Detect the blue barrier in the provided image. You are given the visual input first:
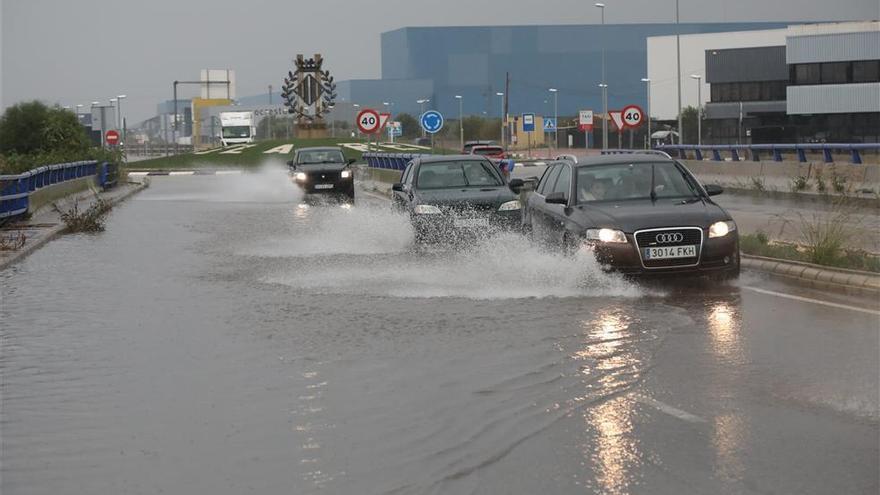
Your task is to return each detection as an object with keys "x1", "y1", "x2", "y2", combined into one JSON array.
[
  {"x1": 656, "y1": 143, "x2": 880, "y2": 164},
  {"x1": 362, "y1": 152, "x2": 433, "y2": 171},
  {"x1": 0, "y1": 160, "x2": 109, "y2": 223}
]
